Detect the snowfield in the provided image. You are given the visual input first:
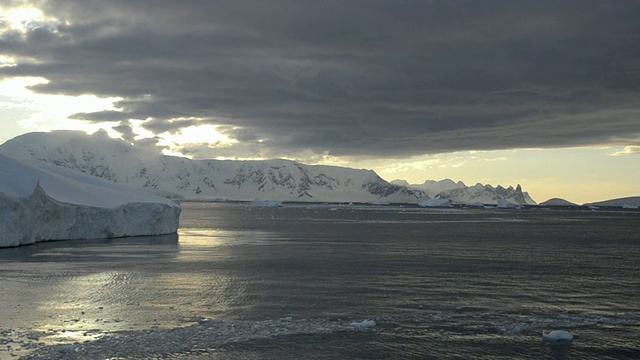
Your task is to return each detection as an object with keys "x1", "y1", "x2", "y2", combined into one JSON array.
[{"x1": 0, "y1": 155, "x2": 180, "y2": 247}]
